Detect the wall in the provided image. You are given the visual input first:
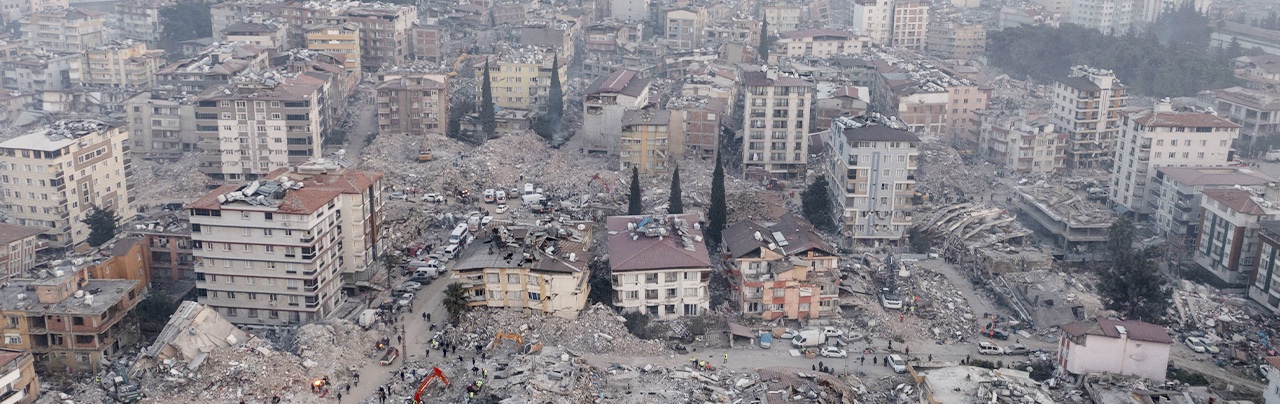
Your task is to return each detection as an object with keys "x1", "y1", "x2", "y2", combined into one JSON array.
[{"x1": 1060, "y1": 334, "x2": 1170, "y2": 381}]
